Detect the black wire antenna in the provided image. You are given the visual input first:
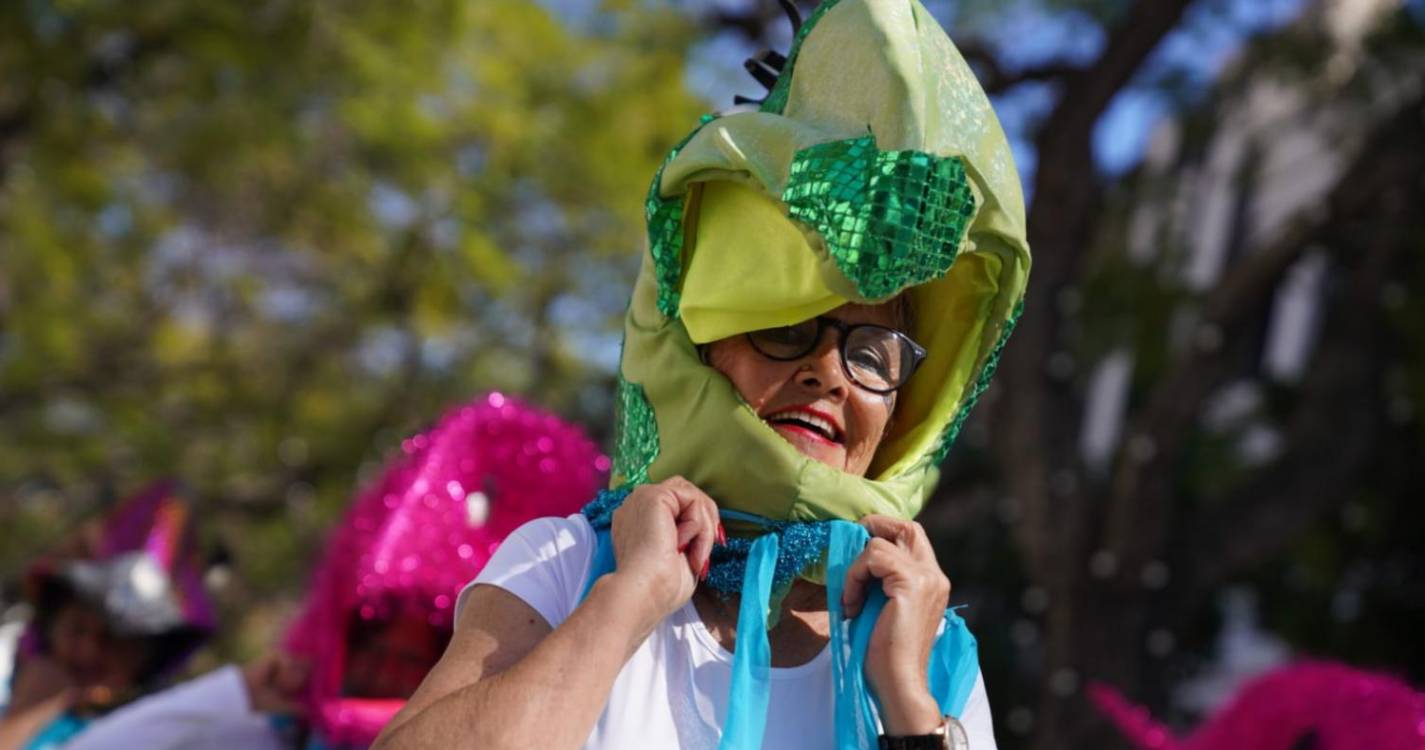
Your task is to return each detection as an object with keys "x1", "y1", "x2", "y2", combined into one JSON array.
[{"x1": 733, "y1": 0, "x2": 804, "y2": 107}]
